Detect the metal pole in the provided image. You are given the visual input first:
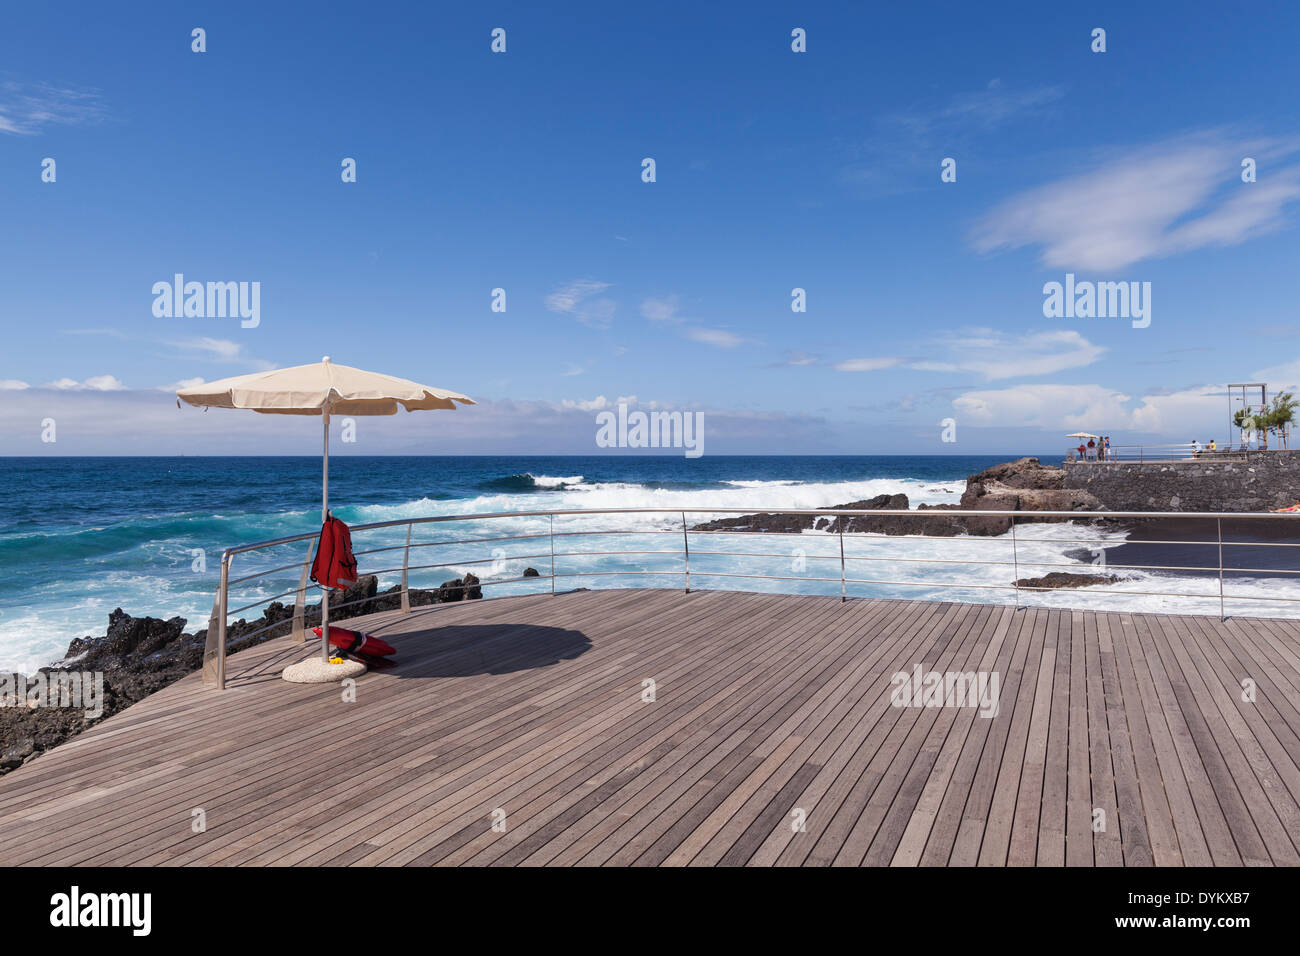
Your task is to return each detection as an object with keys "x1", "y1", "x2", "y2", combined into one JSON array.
[
  {"x1": 681, "y1": 512, "x2": 690, "y2": 593},
  {"x1": 549, "y1": 513, "x2": 556, "y2": 595},
  {"x1": 839, "y1": 526, "x2": 846, "y2": 602},
  {"x1": 400, "y1": 523, "x2": 412, "y2": 614},
  {"x1": 320, "y1": 406, "x2": 331, "y2": 663},
  {"x1": 1011, "y1": 515, "x2": 1020, "y2": 610},
  {"x1": 1218, "y1": 517, "x2": 1225, "y2": 621},
  {"x1": 217, "y1": 554, "x2": 229, "y2": 690}
]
